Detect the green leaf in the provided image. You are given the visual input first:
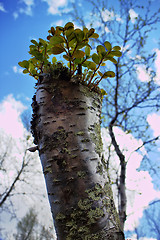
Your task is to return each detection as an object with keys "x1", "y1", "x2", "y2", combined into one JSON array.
[
  {"x1": 89, "y1": 63, "x2": 95, "y2": 69},
  {"x1": 90, "y1": 33, "x2": 99, "y2": 38},
  {"x1": 52, "y1": 57, "x2": 57, "y2": 63},
  {"x1": 50, "y1": 46, "x2": 65, "y2": 54},
  {"x1": 30, "y1": 58, "x2": 37, "y2": 65},
  {"x1": 23, "y1": 69, "x2": 29, "y2": 74},
  {"x1": 55, "y1": 26, "x2": 63, "y2": 35},
  {"x1": 63, "y1": 54, "x2": 71, "y2": 61},
  {"x1": 66, "y1": 28, "x2": 74, "y2": 40},
  {"x1": 77, "y1": 39, "x2": 89, "y2": 50},
  {"x1": 103, "y1": 71, "x2": 115, "y2": 78},
  {"x1": 28, "y1": 62, "x2": 35, "y2": 70},
  {"x1": 74, "y1": 29, "x2": 84, "y2": 42},
  {"x1": 98, "y1": 71, "x2": 103, "y2": 77},
  {"x1": 39, "y1": 38, "x2": 47, "y2": 46},
  {"x1": 30, "y1": 40, "x2": 38, "y2": 46},
  {"x1": 64, "y1": 22, "x2": 74, "y2": 30},
  {"x1": 49, "y1": 36, "x2": 65, "y2": 45},
  {"x1": 92, "y1": 53, "x2": 100, "y2": 64},
  {"x1": 47, "y1": 35, "x2": 52, "y2": 41},
  {"x1": 104, "y1": 56, "x2": 117, "y2": 64},
  {"x1": 73, "y1": 50, "x2": 85, "y2": 58},
  {"x1": 29, "y1": 45, "x2": 36, "y2": 51},
  {"x1": 112, "y1": 46, "x2": 121, "y2": 51},
  {"x1": 87, "y1": 28, "x2": 95, "y2": 38},
  {"x1": 18, "y1": 60, "x2": 29, "y2": 69},
  {"x1": 104, "y1": 41, "x2": 112, "y2": 51},
  {"x1": 67, "y1": 62, "x2": 73, "y2": 69},
  {"x1": 97, "y1": 45, "x2": 106, "y2": 56},
  {"x1": 68, "y1": 37, "x2": 77, "y2": 47},
  {"x1": 83, "y1": 61, "x2": 96, "y2": 70},
  {"x1": 29, "y1": 50, "x2": 43, "y2": 60},
  {"x1": 85, "y1": 46, "x2": 91, "y2": 57},
  {"x1": 74, "y1": 58, "x2": 84, "y2": 65},
  {"x1": 85, "y1": 70, "x2": 93, "y2": 81},
  {"x1": 51, "y1": 27, "x2": 55, "y2": 35},
  {"x1": 83, "y1": 27, "x2": 88, "y2": 35},
  {"x1": 110, "y1": 51, "x2": 122, "y2": 57},
  {"x1": 101, "y1": 89, "x2": 107, "y2": 96}
]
